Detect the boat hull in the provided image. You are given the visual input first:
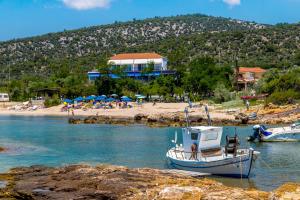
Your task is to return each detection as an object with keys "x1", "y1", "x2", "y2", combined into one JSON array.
[
  {"x1": 262, "y1": 132, "x2": 300, "y2": 142},
  {"x1": 166, "y1": 149, "x2": 255, "y2": 178}
]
